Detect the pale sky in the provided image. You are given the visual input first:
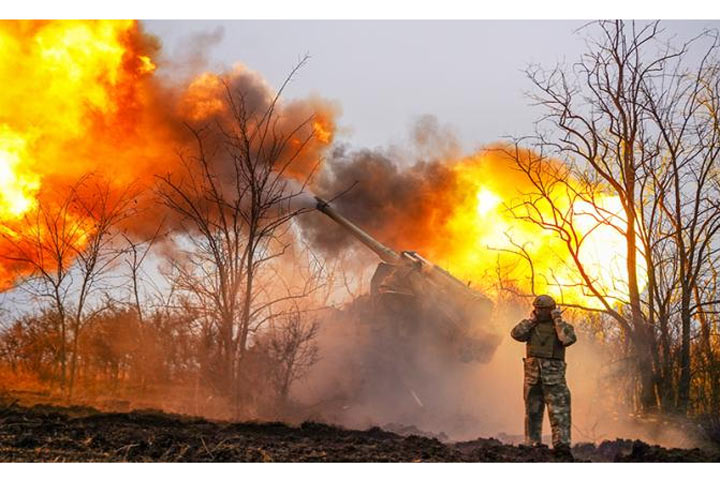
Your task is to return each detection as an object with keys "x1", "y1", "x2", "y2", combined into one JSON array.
[{"x1": 144, "y1": 20, "x2": 720, "y2": 153}]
